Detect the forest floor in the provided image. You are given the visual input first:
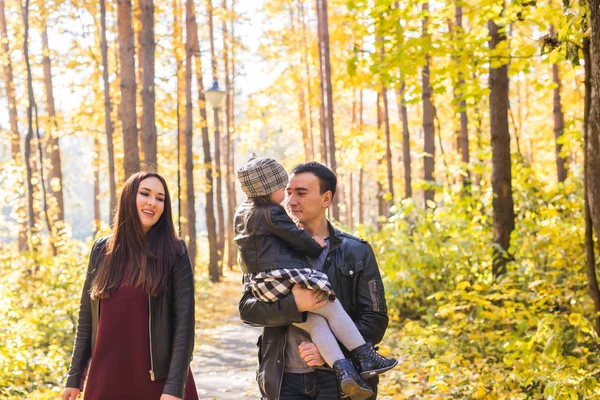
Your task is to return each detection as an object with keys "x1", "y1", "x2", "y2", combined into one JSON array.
[{"x1": 191, "y1": 269, "x2": 400, "y2": 399}]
